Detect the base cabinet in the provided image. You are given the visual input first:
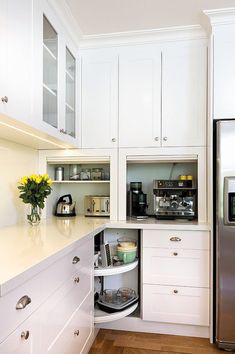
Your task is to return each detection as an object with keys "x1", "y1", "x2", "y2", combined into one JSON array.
[
  {"x1": 142, "y1": 229, "x2": 210, "y2": 326},
  {"x1": 0, "y1": 237, "x2": 94, "y2": 354},
  {"x1": 143, "y1": 284, "x2": 209, "y2": 326}
]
